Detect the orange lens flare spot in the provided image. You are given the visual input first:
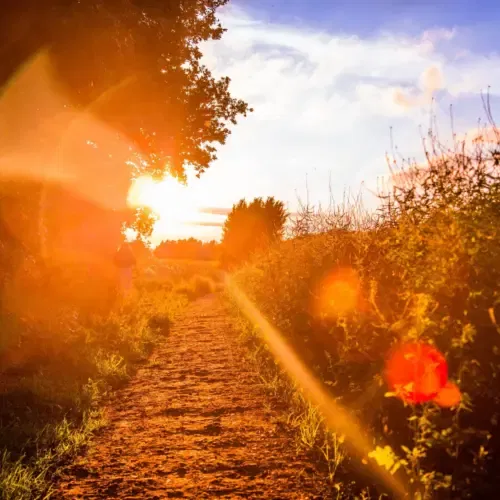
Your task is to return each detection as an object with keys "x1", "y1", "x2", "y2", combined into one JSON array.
[
  {"x1": 433, "y1": 381, "x2": 462, "y2": 408},
  {"x1": 313, "y1": 268, "x2": 361, "y2": 318},
  {"x1": 385, "y1": 342, "x2": 448, "y2": 404}
]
